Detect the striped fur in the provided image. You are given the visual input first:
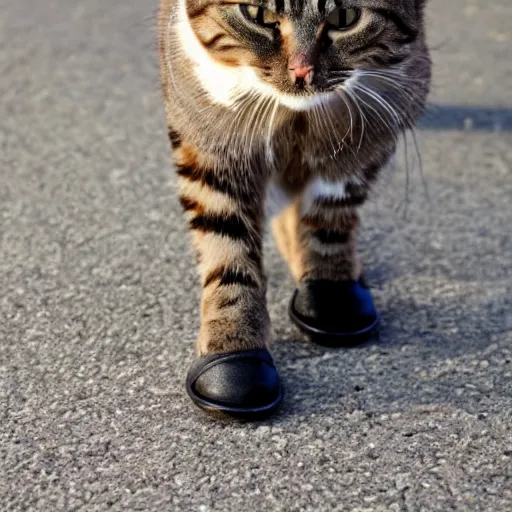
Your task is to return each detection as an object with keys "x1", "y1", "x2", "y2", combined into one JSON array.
[
  {"x1": 172, "y1": 139, "x2": 268, "y2": 354},
  {"x1": 158, "y1": 0, "x2": 430, "y2": 355}
]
